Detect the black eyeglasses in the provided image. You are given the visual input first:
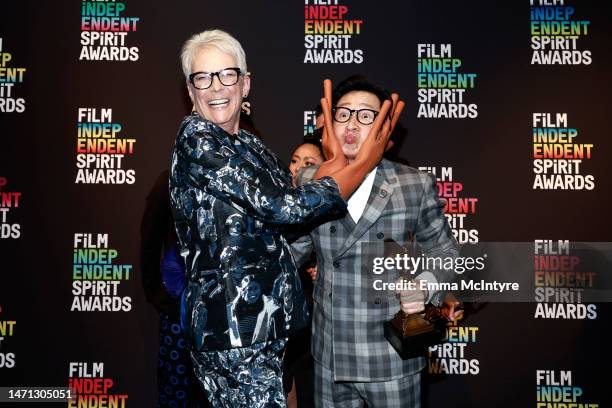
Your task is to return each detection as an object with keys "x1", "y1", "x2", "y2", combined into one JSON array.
[
  {"x1": 188, "y1": 67, "x2": 242, "y2": 90},
  {"x1": 332, "y1": 107, "x2": 379, "y2": 125}
]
